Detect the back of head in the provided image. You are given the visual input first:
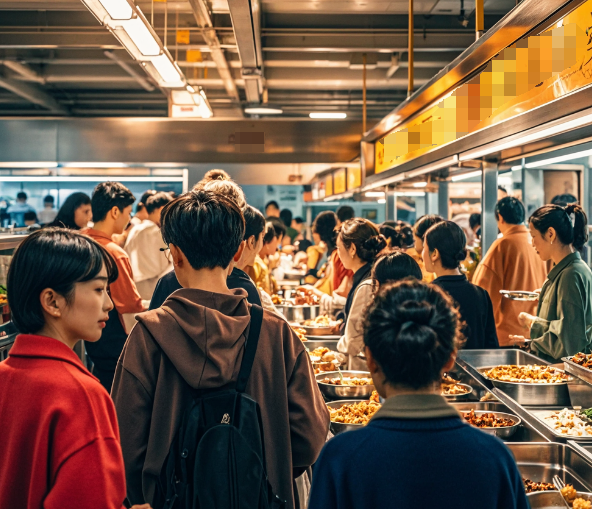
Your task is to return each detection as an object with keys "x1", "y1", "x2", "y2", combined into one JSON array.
[
  {"x1": 424, "y1": 220, "x2": 467, "y2": 270},
  {"x1": 336, "y1": 205, "x2": 355, "y2": 223},
  {"x1": 529, "y1": 203, "x2": 588, "y2": 251},
  {"x1": 380, "y1": 221, "x2": 414, "y2": 249},
  {"x1": 372, "y1": 251, "x2": 423, "y2": 288},
  {"x1": 294, "y1": 238, "x2": 312, "y2": 253},
  {"x1": 364, "y1": 279, "x2": 461, "y2": 389},
  {"x1": 161, "y1": 190, "x2": 245, "y2": 270},
  {"x1": 54, "y1": 192, "x2": 91, "y2": 230},
  {"x1": 145, "y1": 192, "x2": 173, "y2": 214},
  {"x1": 137, "y1": 190, "x2": 156, "y2": 213},
  {"x1": 338, "y1": 218, "x2": 387, "y2": 263},
  {"x1": 414, "y1": 214, "x2": 444, "y2": 240},
  {"x1": 265, "y1": 200, "x2": 280, "y2": 215},
  {"x1": 267, "y1": 216, "x2": 287, "y2": 240},
  {"x1": 469, "y1": 213, "x2": 481, "y2": 230},
  {"x1": 262, "y1": 221, "x2": 277, "y2": 244},
  {"x1": 279, "y1": 208, "x2": 293, "y2": 227},
  {"x1": 201, "y1": 179, "x2": 246, "y2": 210},
  {"x1": 91, "y1": 182, "x2": 135, "y2": 223},
  {"x1": 43, "y1": 195, "x2": 55, "y2": 206},
  {"x1": 550, "y1": 193, "x2": 578, "y2": 207},
  {"x1": 495, "y1": 196, "x2": 524, "y2": 225},
  {"x1": 7, "y1": 228, "x2": 118, "y2": 334},
  {"x1": 243, "y1": 205, "x2": 266, "y2": 241},
  {"x1": 293, "y1": 217, "x2": 304, "y2": 225},
  {"x1": 203, "y1": 169, "x2": 231, "y2": 182},
  {"x1": 16, "y1": 191, "x2": 27, "y2": 202},
  {"x1": 312, "y1": 211, "x2": 338, "y2": 250}
]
